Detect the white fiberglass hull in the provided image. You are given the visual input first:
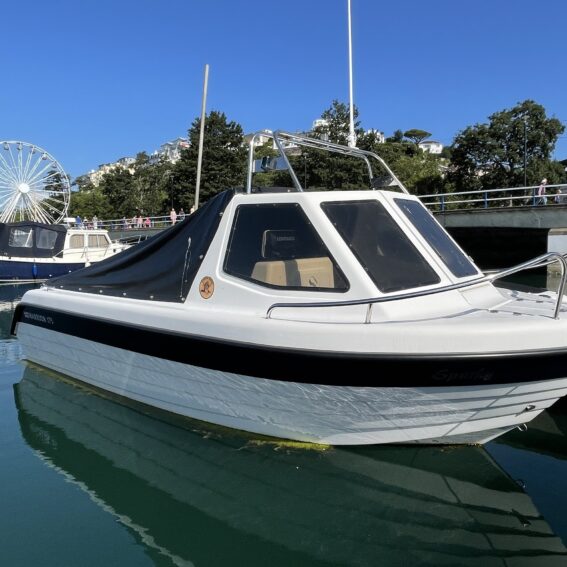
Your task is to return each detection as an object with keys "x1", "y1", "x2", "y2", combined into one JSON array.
[{"x1": 16, "y1": 322, "x2": 567, "y2": 445}]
